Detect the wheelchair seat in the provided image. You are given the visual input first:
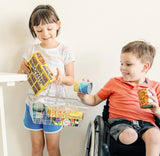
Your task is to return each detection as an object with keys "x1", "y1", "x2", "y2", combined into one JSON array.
[{"x1": 83, "y1": 99, "x2": 160, "y2": 156}]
